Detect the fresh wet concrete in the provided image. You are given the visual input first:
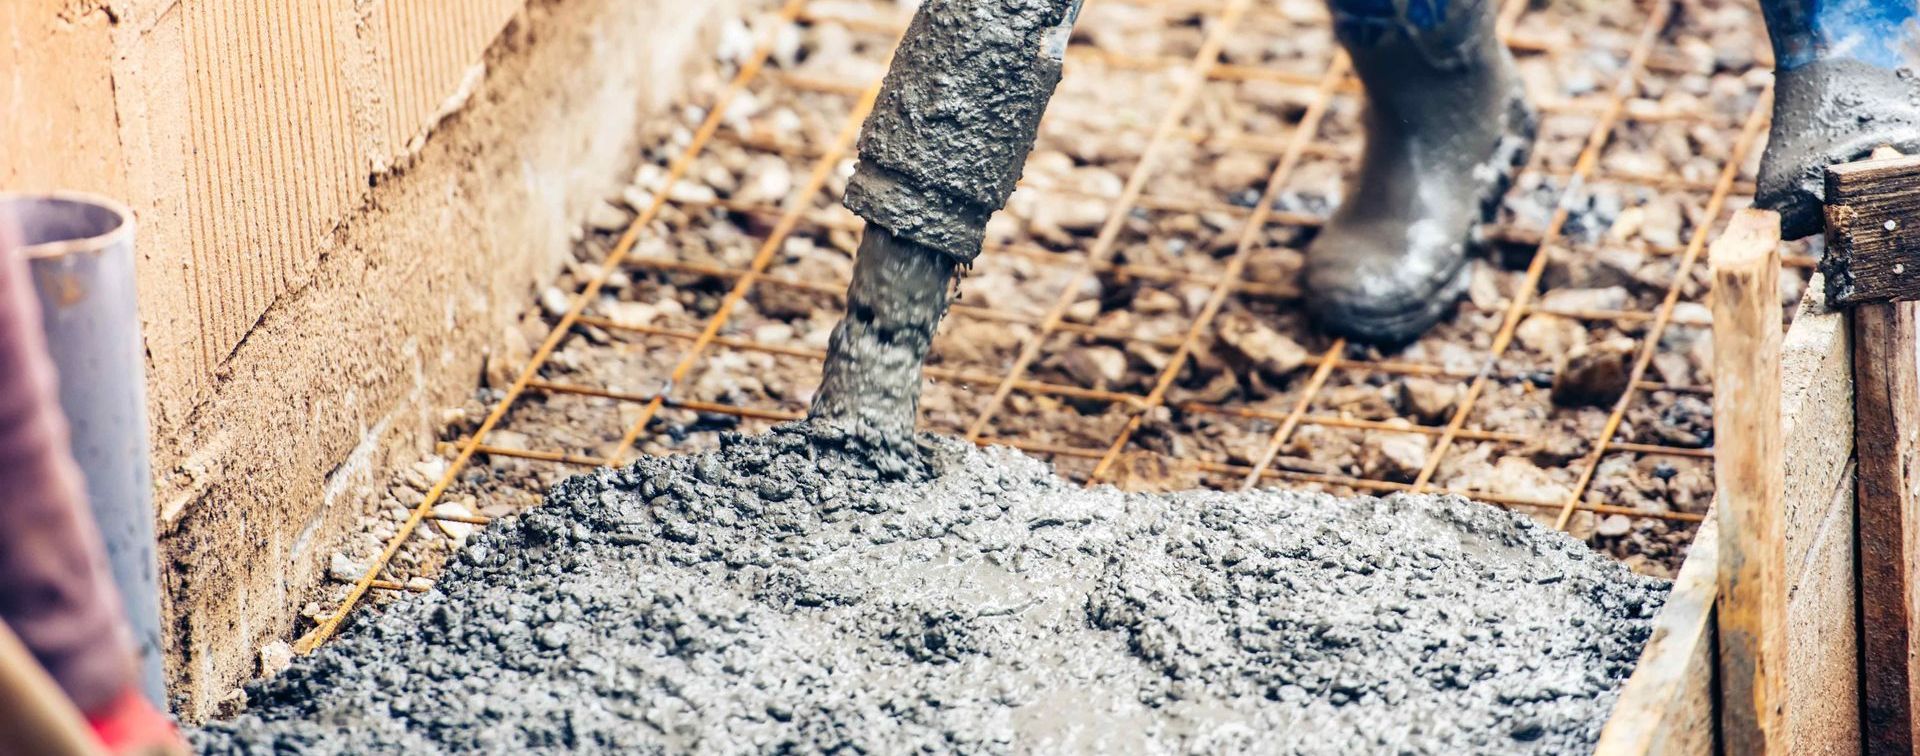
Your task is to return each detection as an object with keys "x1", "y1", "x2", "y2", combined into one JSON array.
[{"x1": 196, "y1": 423, "x2": 1665, "y2": 754}]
